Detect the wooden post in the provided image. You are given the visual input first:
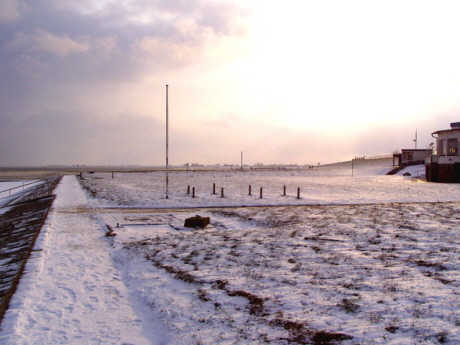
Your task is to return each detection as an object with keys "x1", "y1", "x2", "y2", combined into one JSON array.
[
  {"x1": 187, "y1": 185, "x2": 190, "y2": 194},
  {"x1": 297, "y1": 187, "x2": 301, "y2": 199},
  {"x1": 248, "y1": 185, "x2": 252, "y2": 195},
  {"x1": 283, "y1": 185, "x2": 286, "y2": 196},
  {"x1": 212, "y1": 183, "x2": 216, "y2": 195},
  {"x1": 112, "y1": 171, "x2": 114, "y2": 178},
  {"x1": 260, "y1": 187, "x2": 263, "y2": 199},
  {"x1": 192, "y1": 187, "x2": 195, "y2": 198},
  {"x1": 221, "y1": 187, "x2": 224, "y2": 198}
]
